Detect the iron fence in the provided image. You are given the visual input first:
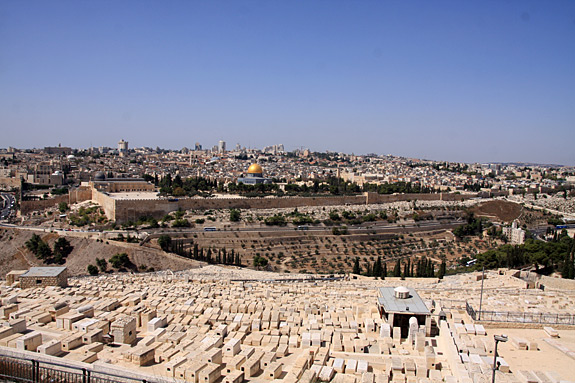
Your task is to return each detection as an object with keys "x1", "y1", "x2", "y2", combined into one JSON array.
[
  {"x1": 466, "y1": 302, "x2": 575, "y2": 325},
  {"x1": 0, "y1": 355, "x2": 152, "y2": 383}
]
